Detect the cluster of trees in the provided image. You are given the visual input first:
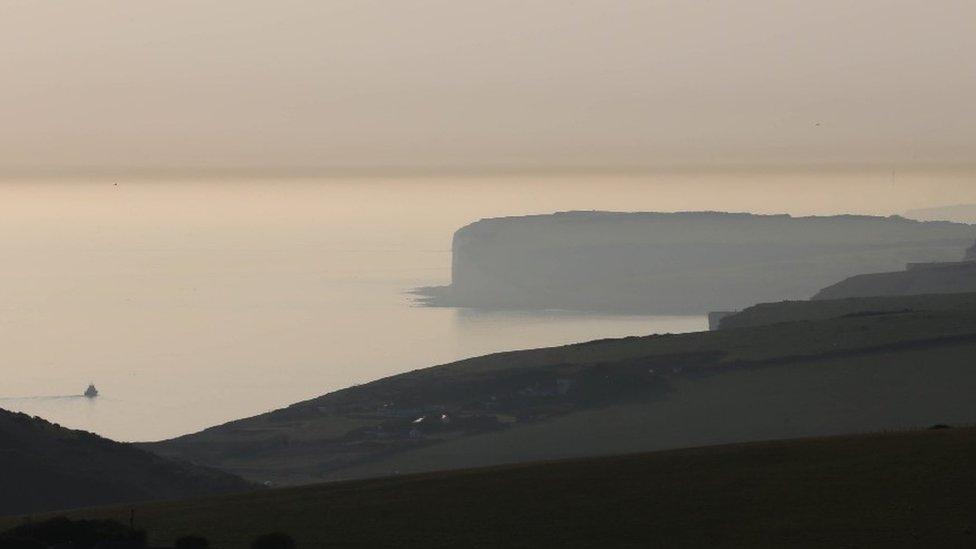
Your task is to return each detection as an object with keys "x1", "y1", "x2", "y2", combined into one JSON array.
[{"x1": 0, "y1": 517, "x2": 296, "y2": 549}]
